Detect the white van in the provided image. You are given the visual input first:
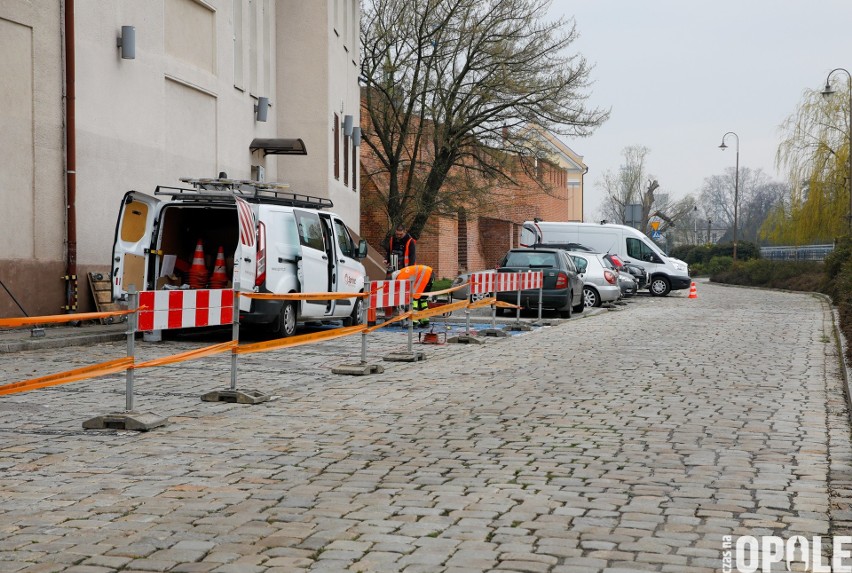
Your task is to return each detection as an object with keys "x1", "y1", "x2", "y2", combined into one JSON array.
[
  {"x1": 112, "y1": 177, "x2": 368, "y2": 336},
  {"x1": 521, "y1": 220, "x2": 691, "y2": 296}
]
